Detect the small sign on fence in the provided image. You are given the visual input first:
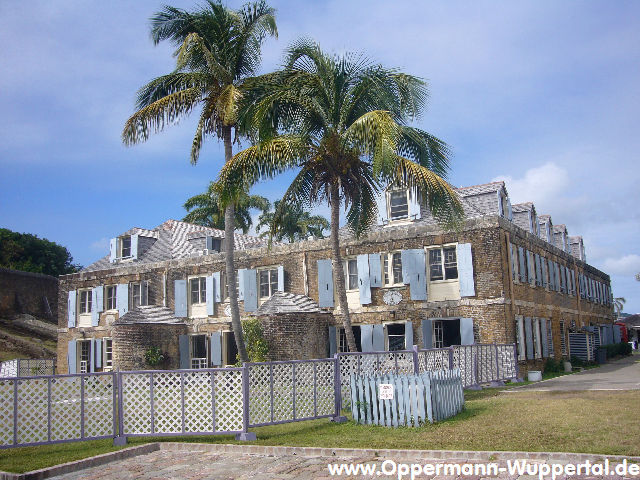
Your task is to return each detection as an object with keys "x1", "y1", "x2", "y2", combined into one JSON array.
[{"x1": 378, "y1": 383, "x2": 394, "y2": 399}]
